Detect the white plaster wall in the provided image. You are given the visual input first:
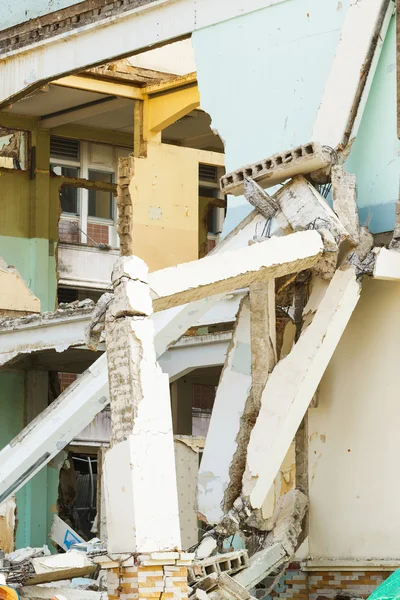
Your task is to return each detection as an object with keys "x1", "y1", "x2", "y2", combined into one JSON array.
[
  {"x1": 128, "y1": 39, "x2": 196, "y2": 75},
  {"x1": 58, "y1": 244, "x2": 119, "y2": 289},
  {"x1": 174, "y1": 439, "x2": 199, "y2": 549},
  {"x1": 192, "y1": 0, "x2": 350, "y2": 234},
  {"x1": 308, "y1": 279, "x2": 400, "y2": 559}
]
